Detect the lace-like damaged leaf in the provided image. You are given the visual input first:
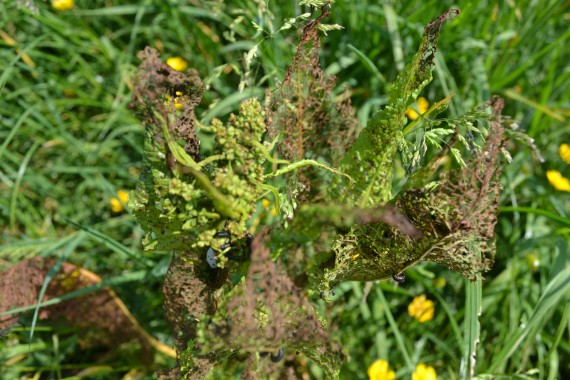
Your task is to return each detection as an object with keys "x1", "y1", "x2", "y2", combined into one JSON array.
[
  {"x1": 320, "y1": 97, "x2": 506, "y2": 285},
  {"x1": 129, "y1": 47, "x2": 206, "y2": 251},
  {"x1": 337, "y1": 9, "x2": 460, "y2": 205},
  {"x1": 159, "y1": 255, "x2": 220, "y2": 379},
  {"x1": 130, "y1": 49, "x2": 266, "y2": 253},
  {"x1": 195, "y1": 231, "x2": 345, "y2": 379},
  {"x1": 130, "y1": 47, "x2": 203, "y2": 161},
  {"x1": 422, "y1": 96, "x2": 506, "y2": 278},
  {"x1": 269, "y1": 203, "x2": 420, "y2": 289},
  {"x1": 266, "y1": 7, "x2": 358, "y2": 200}
]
